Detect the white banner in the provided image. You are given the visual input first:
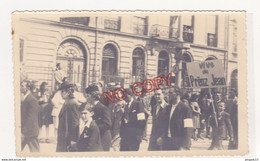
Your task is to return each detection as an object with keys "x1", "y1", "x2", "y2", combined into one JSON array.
[{"x1": 186, "y1": 60, "x2": 226, "y2": 88}]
